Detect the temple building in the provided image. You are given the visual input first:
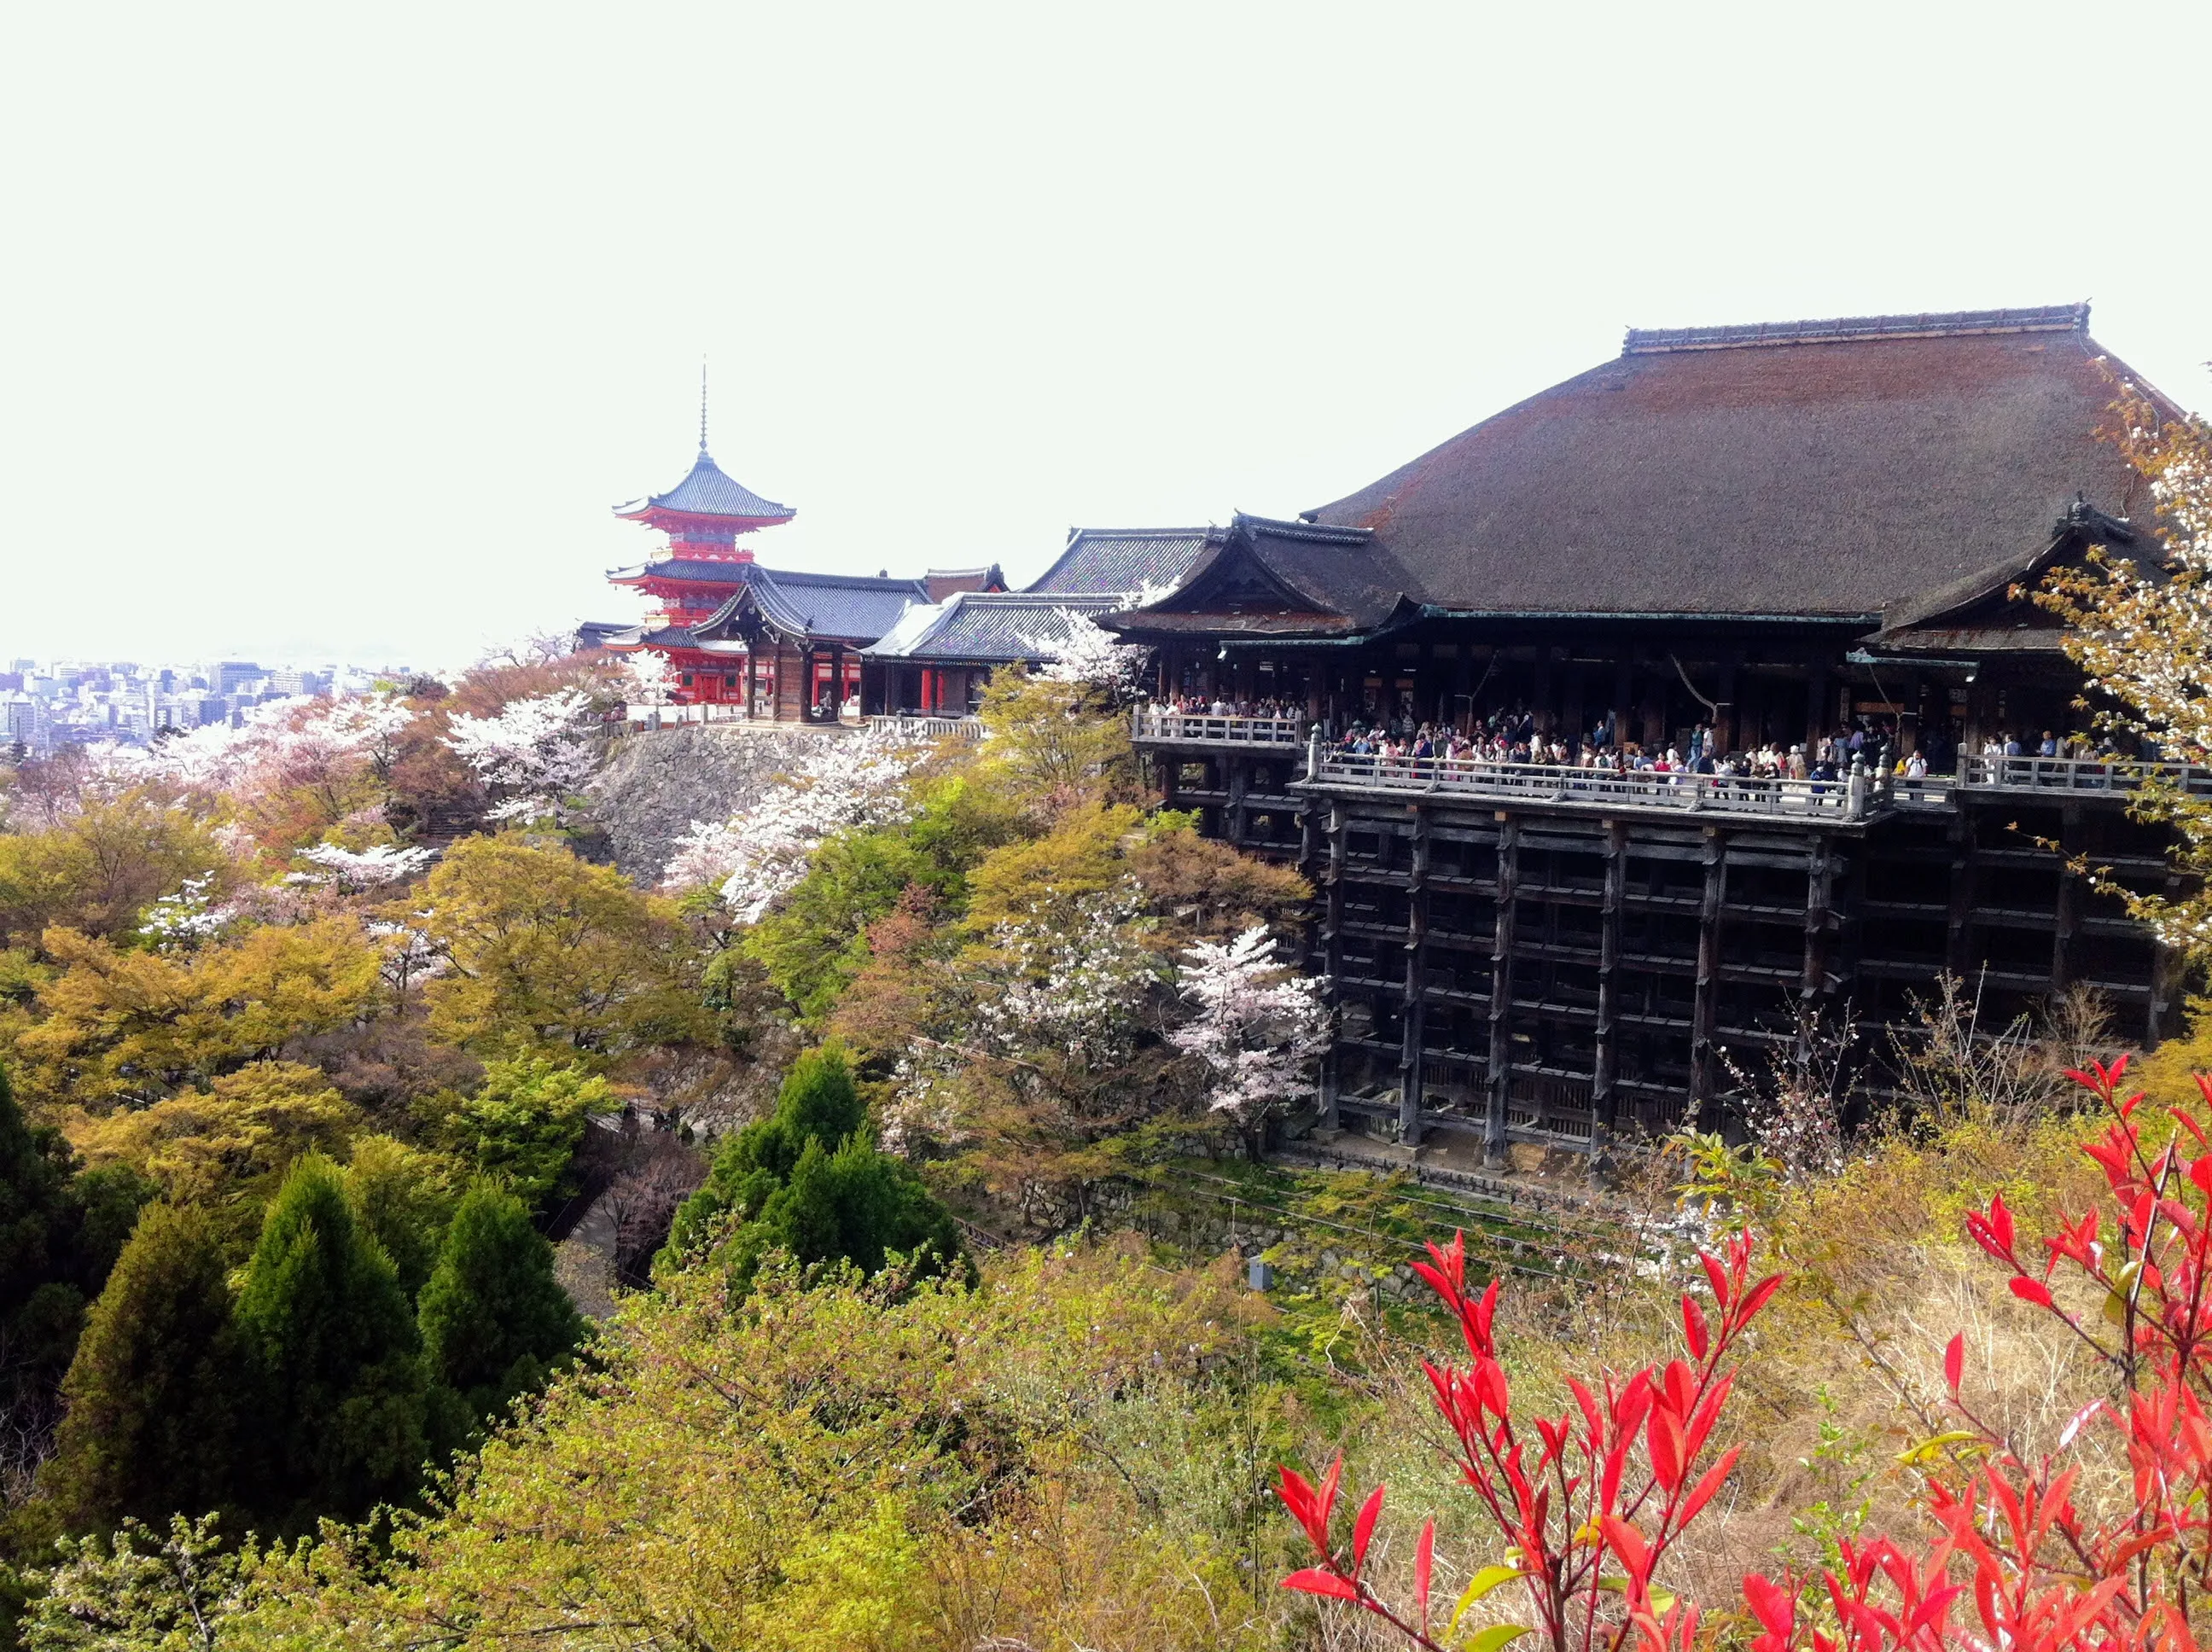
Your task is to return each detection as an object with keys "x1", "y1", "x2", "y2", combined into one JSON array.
[
  {"x1": 1103, "y1": 304, "x2": 2199, "y2": 1160},
  {"x1": 589, "y1": 410, "x2": 1003, "y2": 718}
]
